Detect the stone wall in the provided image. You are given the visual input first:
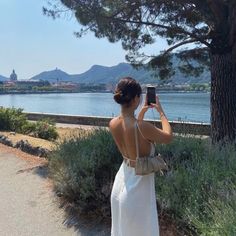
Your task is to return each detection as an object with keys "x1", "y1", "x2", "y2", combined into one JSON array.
[{"x1": 24, "y1": 112, "x2": 211, "y2": 136}]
